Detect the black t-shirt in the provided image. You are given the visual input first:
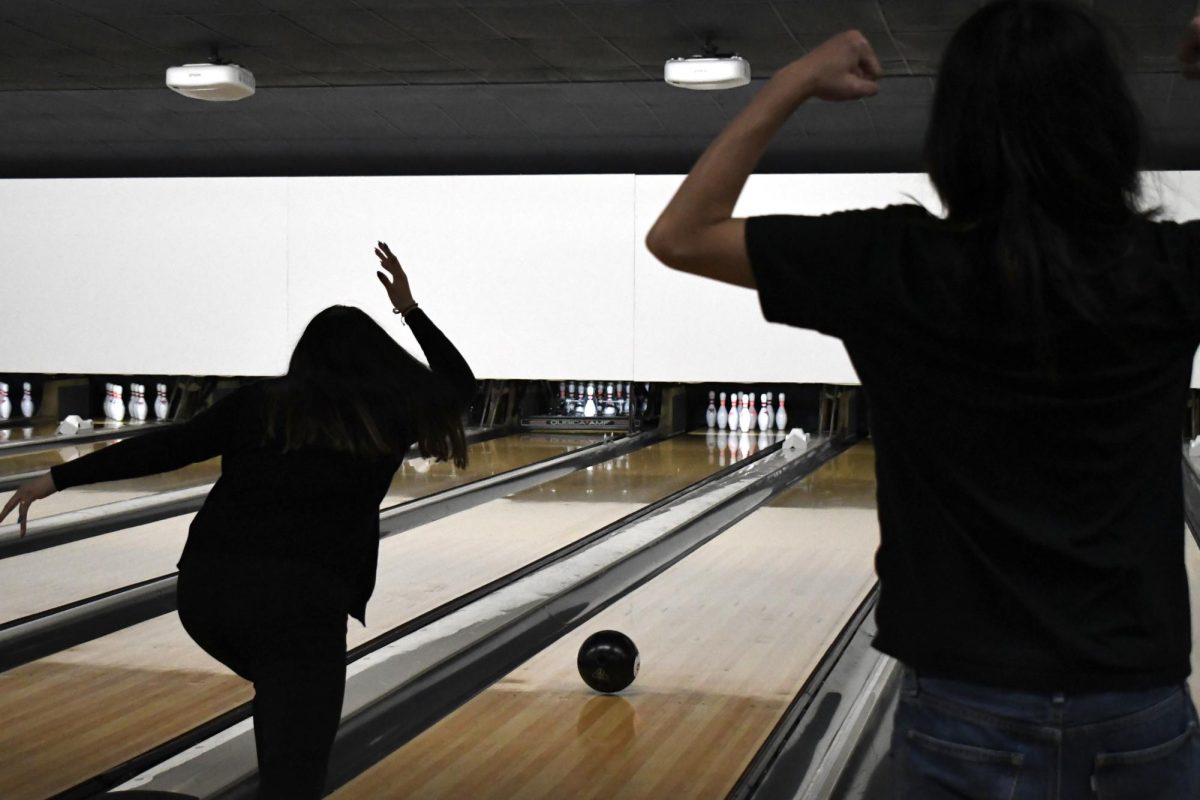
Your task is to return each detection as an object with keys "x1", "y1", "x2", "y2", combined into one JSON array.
[
  {"x1": 746, "y1": 205, "x2": 1200, "y2": 691},
  {"x1": 51, "y1": 308, "x2": 475, "y2": 625}
]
